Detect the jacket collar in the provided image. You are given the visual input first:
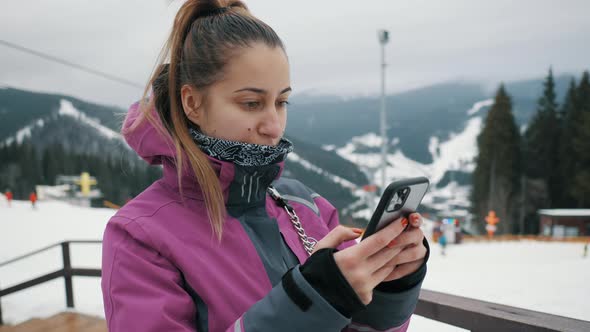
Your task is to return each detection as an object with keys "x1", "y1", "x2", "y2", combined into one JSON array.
[{"x1": 161, "y1": 154, "x2": 284, "y2": 206}]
